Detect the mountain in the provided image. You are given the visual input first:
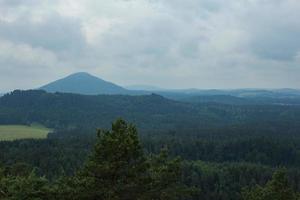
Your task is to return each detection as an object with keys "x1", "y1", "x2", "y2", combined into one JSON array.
[
  {"x1": 40, "y1": 72, "x2": 130, "y2": 95},
  {"x1": 126, "y1": 85, "x2": 165, "y2": 91}
]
